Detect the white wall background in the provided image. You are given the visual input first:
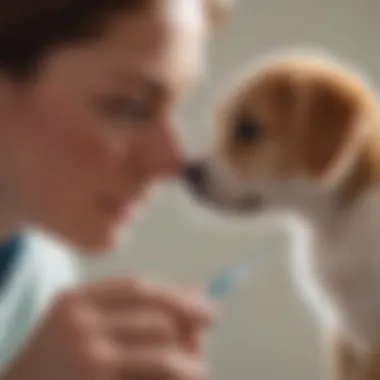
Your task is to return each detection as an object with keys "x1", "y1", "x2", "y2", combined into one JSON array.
[{"x1": 82, "y1": 1, "x2": 380, "y2": 379}]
